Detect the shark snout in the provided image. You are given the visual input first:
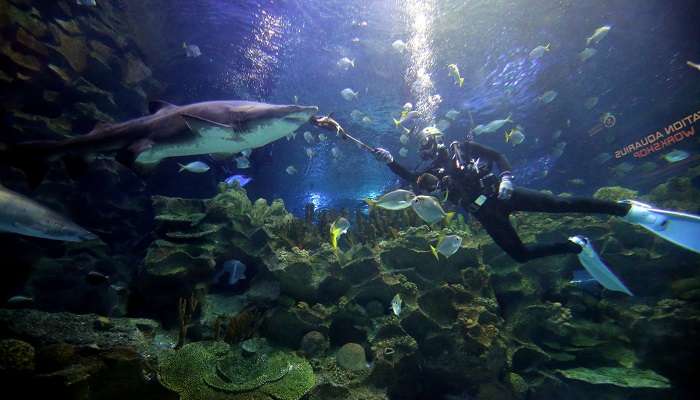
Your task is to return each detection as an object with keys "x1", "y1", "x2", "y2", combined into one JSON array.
[
  {"x1": 290, "y1": 105, "x2": 319, "y2": 113},
  {"x1": 283, "y1": 105, "x2": 319, "y2": 122}
]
